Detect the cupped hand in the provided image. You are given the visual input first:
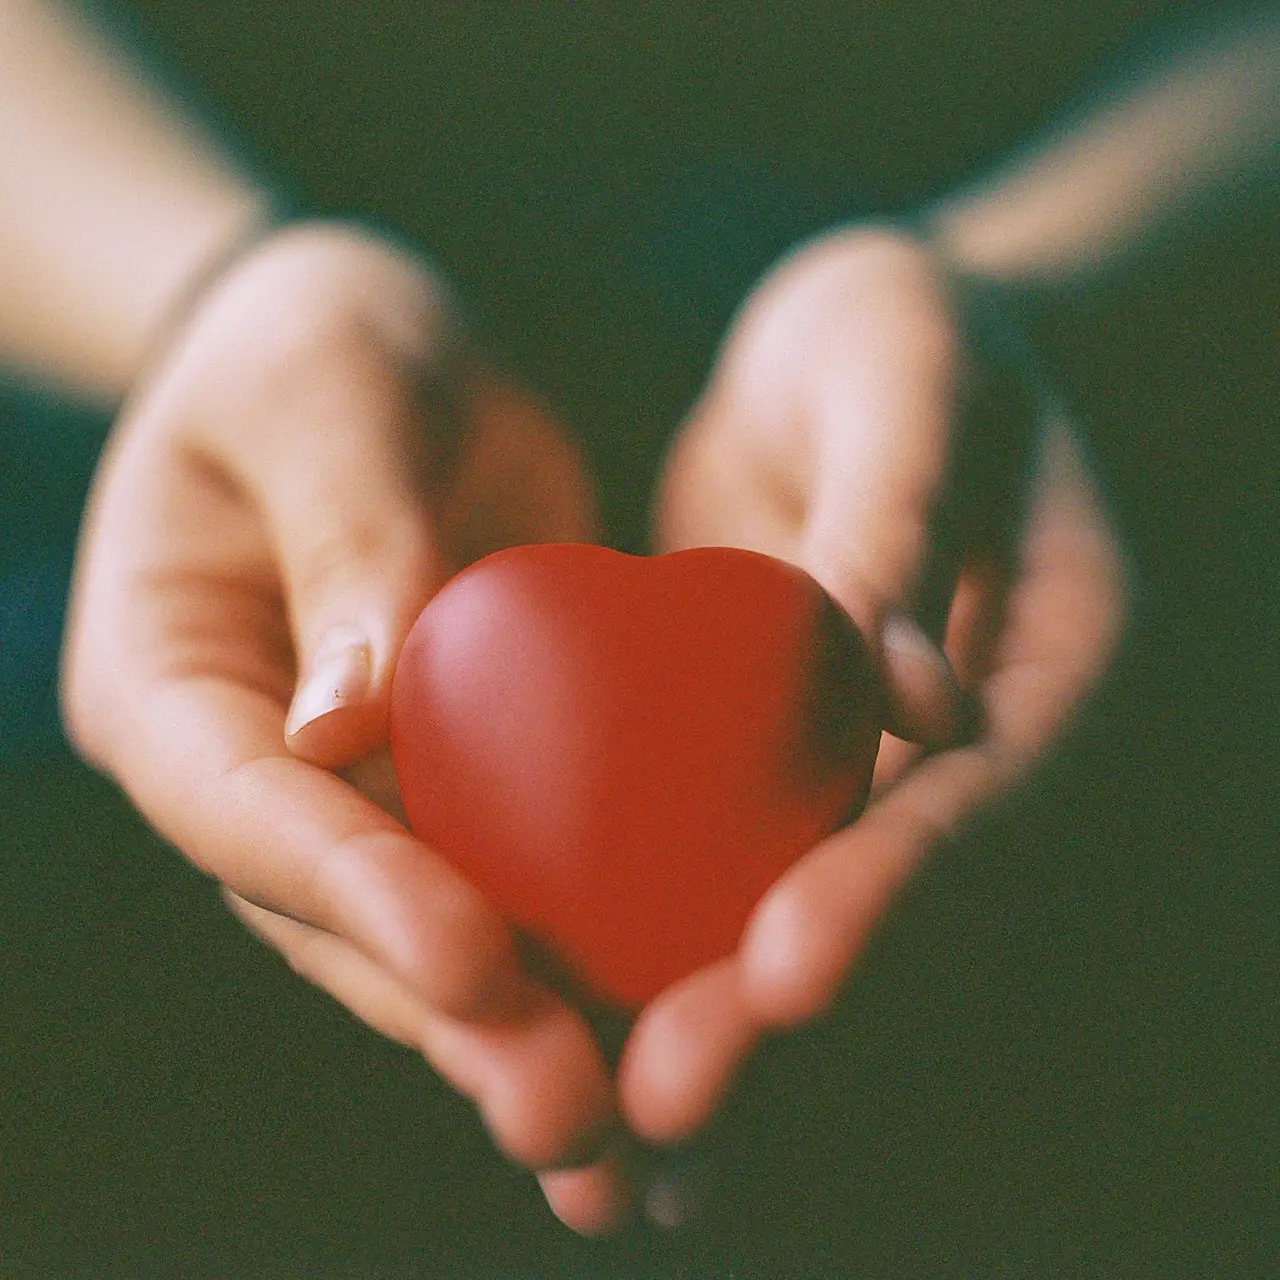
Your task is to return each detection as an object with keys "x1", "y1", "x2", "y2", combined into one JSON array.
[
  {"x1": 60, "y1": 222, "x2": 631, "y2": 1234},
  {"x1": 618, "y1": 226, "x2": 1127, "y2": 1189}
]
